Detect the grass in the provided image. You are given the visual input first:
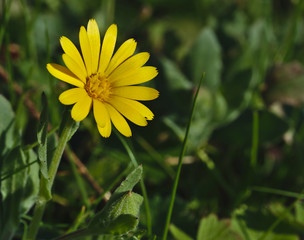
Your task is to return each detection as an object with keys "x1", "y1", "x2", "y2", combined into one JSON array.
[{"x1": 1, "y1": 0, "x2": 304, "y2": 239}]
